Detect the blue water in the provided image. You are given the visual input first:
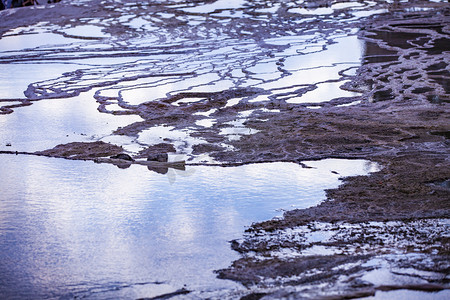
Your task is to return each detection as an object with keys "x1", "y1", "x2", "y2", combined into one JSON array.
[{"x1": 0, "y1": 154, "x2": 378, "y2": 299}]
